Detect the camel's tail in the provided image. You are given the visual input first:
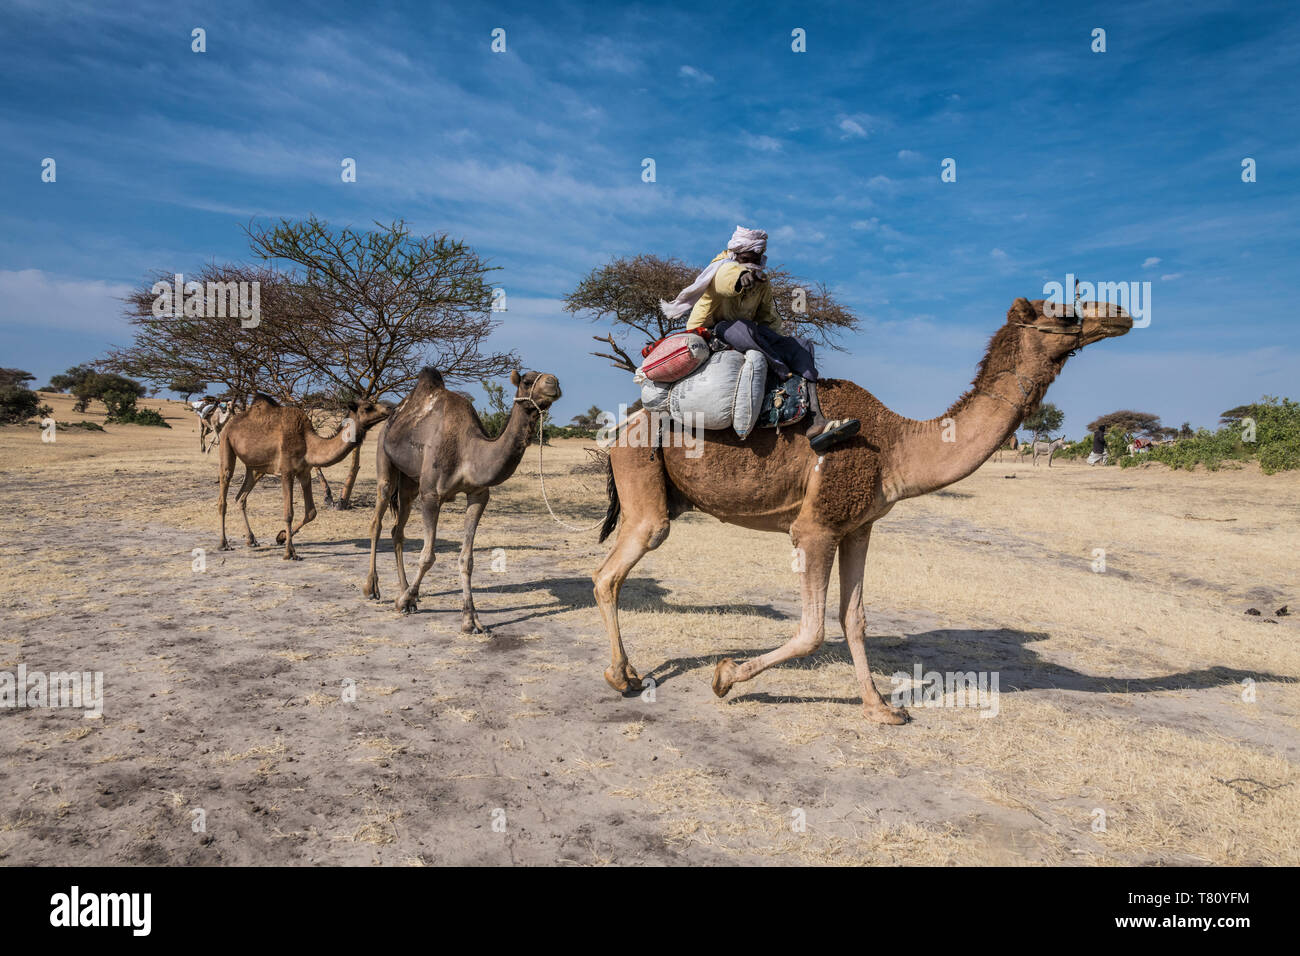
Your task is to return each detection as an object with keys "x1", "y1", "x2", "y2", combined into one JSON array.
[{"x1": 598, "y1": 454, "x2": 620, "y2": 543}]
